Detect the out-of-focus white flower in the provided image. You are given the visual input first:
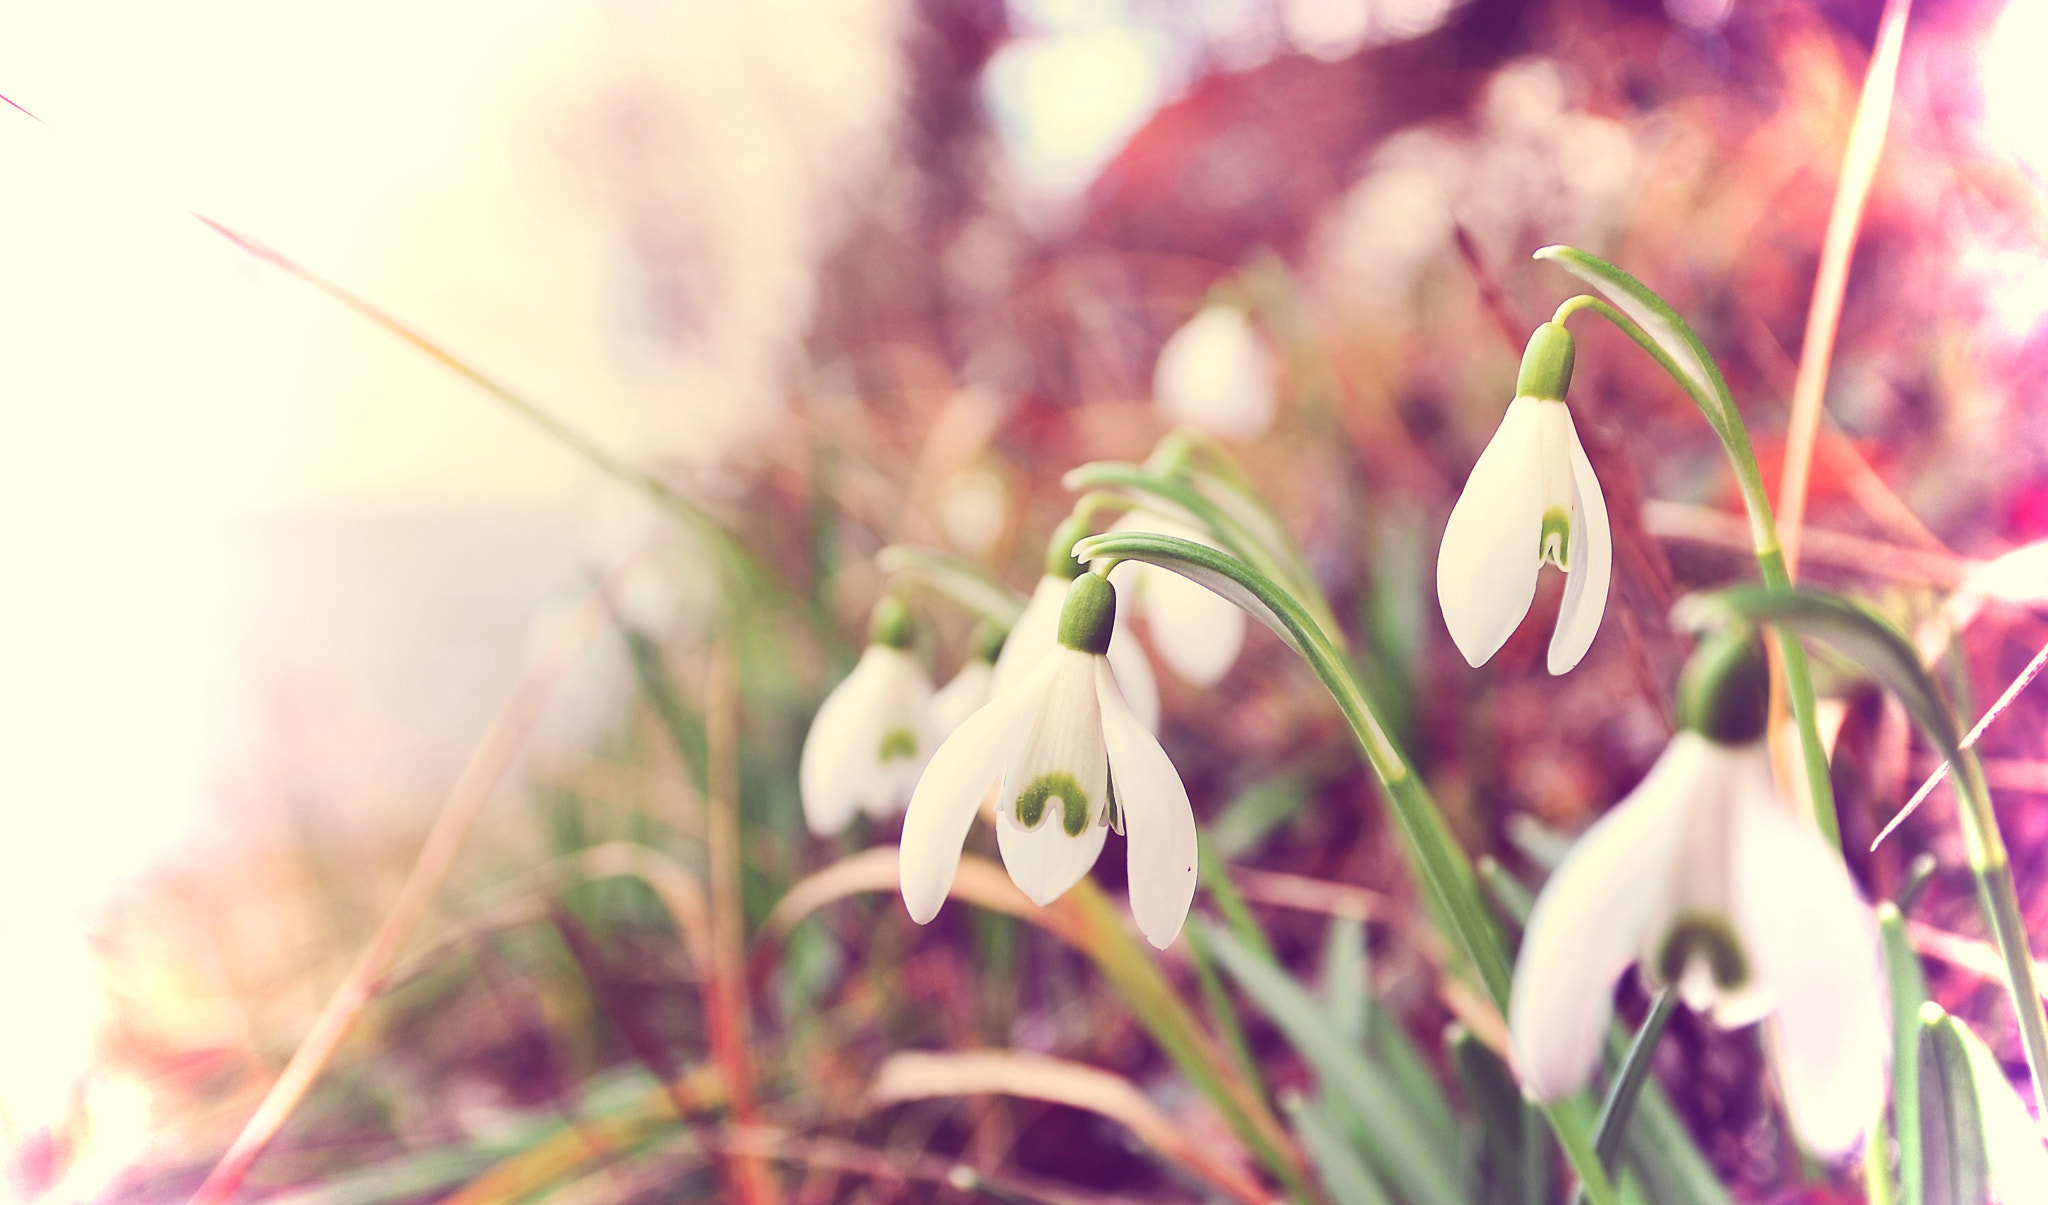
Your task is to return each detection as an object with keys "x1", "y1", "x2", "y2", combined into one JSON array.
[
  {"x1": 931, "y1": 623, "x2": 1006, "y2": 738},
  {"x1": 1508, "y1": 636, "x2": 1886, "y2": 1156},
  {"x1": 799, "y1": 600, "x2": 935, "y2": 835},
  {"x1": 1108, "y1": 511, "x2": 1246, "y2": 686},
  {"x1": 1437, "y1": 321, "x2": 1610, "y2": 674},
  {"x1": 941, "y1": 464, "x2": 1010, "y2": 557},
  {"x1": 900, "y1": 574, "x2": 1197, "y2": 948},
  {"x1": 1153, "y1": 305, "x2": 1278, "y2": 440},
  {"x1": 994, "y1": 572, "x2": 1159, "y2": 733}
]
